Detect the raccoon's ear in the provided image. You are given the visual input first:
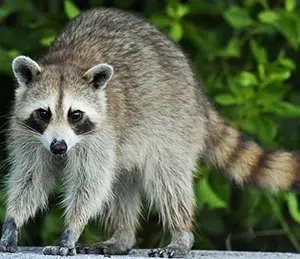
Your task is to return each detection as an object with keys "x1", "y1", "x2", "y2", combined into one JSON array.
[
  {"x1": 83, "y1": 64, "x2": 113, "y2": 89},
  {"x1": 12, "y1": 56, "x2": 42, "y2": 87}
]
